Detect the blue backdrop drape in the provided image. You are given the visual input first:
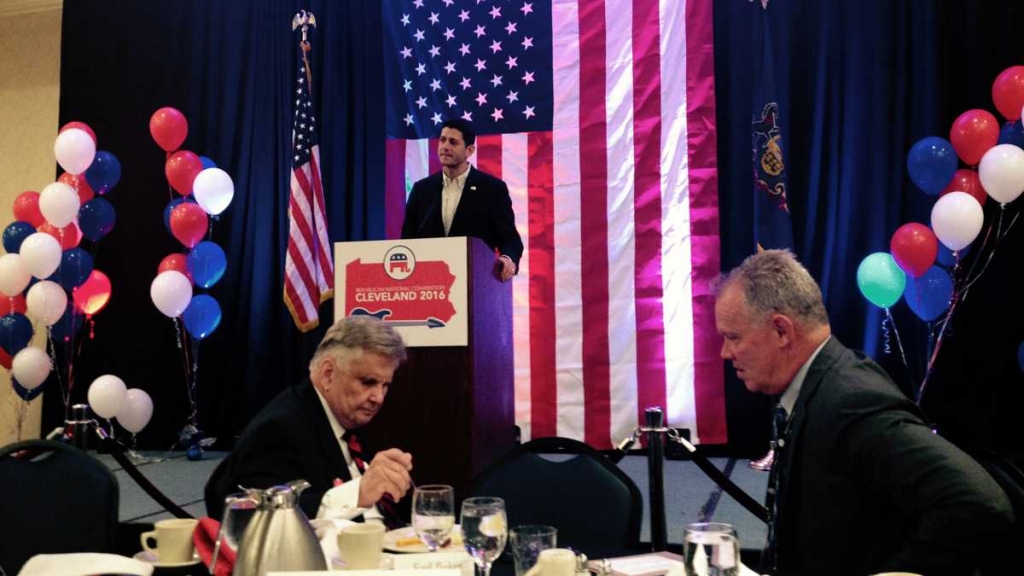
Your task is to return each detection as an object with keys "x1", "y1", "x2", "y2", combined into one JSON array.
[{"x1": 52, "y1": 0, "x2": 1022, "y2": 454}]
